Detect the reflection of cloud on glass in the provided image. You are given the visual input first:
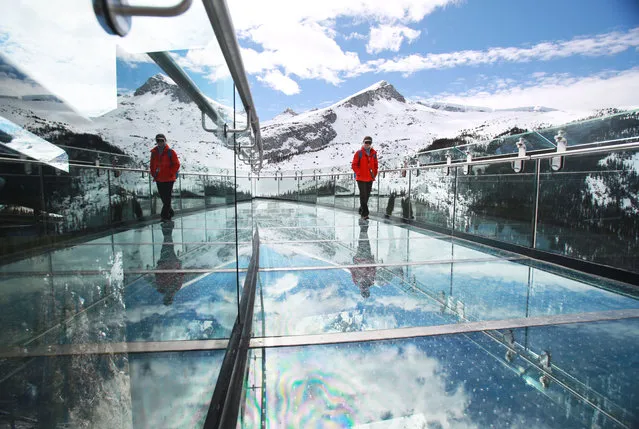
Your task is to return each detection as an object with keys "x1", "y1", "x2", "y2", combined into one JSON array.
[
  {"x1": 252, "y1": 343, "x2": 476, "y2": 428},
  {"x1": 1, "y1": 1, "x2": 117, "y2": 117},
  {"x1": 268, "y1": 273, "x2": 300, "y2": 295},
  {"x1": 130, "y1": 352, "x2": 223, "y2": 428},
  {"x1": 0, "y1": 115, "x2": 68, "y2": 171}
]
